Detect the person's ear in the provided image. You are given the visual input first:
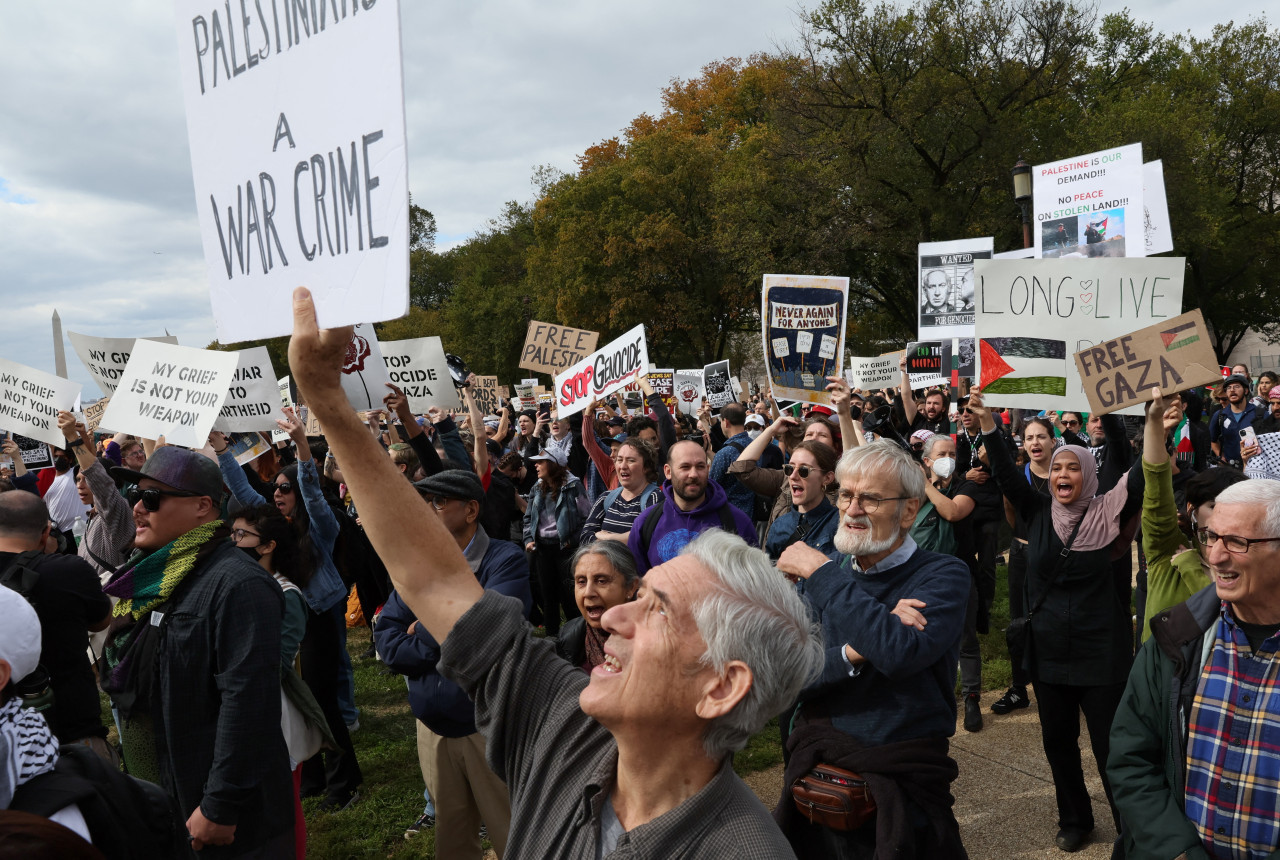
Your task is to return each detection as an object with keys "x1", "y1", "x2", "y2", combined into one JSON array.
[
  {"x1": 0, "y1": 659, "x2": 11, "y2": 691},
  {"x1": 259, "y1": 539, "x2": 277, "y2": 557},
  {"x1": 695, "y1": 660, "x2": 753, "y2": 722},
  {"x1": 899, "y1": 498, "x2": 921, "y2": 530}
]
